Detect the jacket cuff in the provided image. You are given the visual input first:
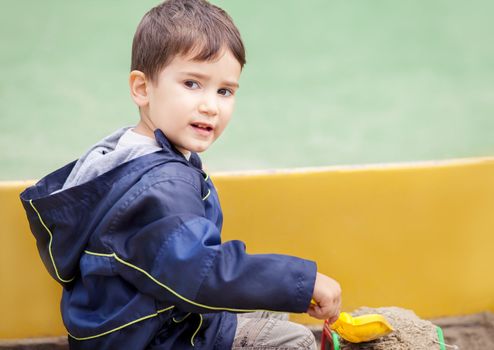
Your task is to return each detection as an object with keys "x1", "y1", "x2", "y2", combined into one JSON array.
[{"x1": 293, "y1": 258, "x2": 317, "y2": 312}]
